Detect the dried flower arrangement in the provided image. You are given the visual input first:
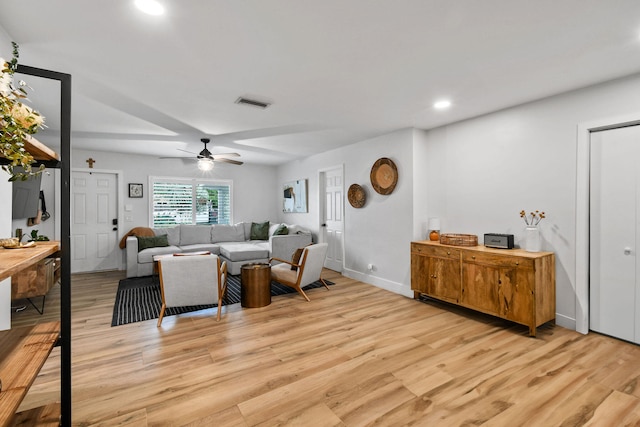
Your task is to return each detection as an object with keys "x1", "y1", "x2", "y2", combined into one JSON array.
[
  {"x1": 520, "y1": 210, "x2": 546, "y2": 226},
  {"x1": 1, "y1": 42, "x2": 46, "y2": 181}
]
